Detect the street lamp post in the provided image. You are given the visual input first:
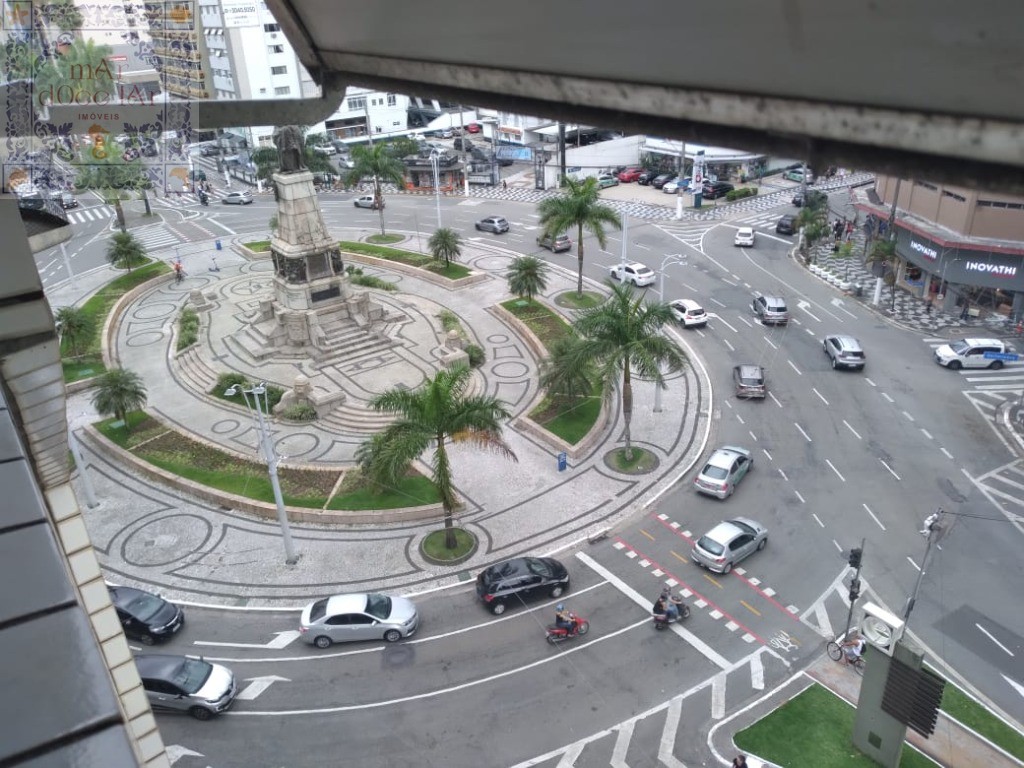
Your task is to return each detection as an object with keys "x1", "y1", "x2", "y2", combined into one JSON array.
[
  {"x1": 224, "y1": 381, "x2": 299, "y2": 565},
  {"x1": 654, "y1": 253, "x2": 688, "y2": 413},
  {"x1": 429, "y1": 149, "x2": 442, "y2": 229}
]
